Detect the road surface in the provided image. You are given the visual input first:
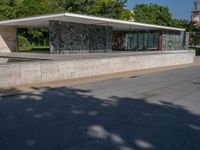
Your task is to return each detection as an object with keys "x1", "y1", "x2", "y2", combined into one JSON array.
[{"x1": 0, "y1": 65, "x2": 200, "y2": 150}]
